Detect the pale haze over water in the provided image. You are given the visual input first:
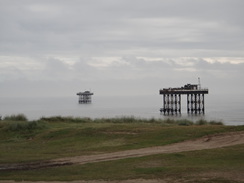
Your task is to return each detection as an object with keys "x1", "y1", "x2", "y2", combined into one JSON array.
[{"x1": 1, "y1": 94, "x2": 243, "y2": 126}]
